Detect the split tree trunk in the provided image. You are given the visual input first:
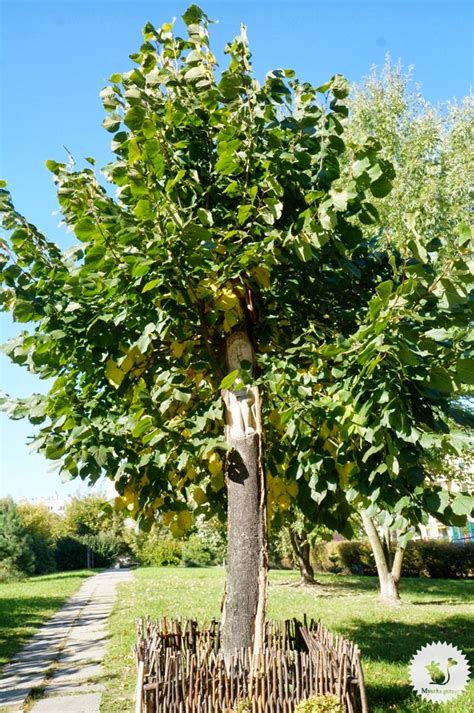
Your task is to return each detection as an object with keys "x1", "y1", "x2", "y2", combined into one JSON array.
[
  {"x1": 288, "y1": 528, "x2": 317, "y2": 585},
  {"x1": 221, "y1": 331, "x2": 267, "y2": 657},
  {"x1": 361, "y1": 510, "x2": 405, "y2": 605}
]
